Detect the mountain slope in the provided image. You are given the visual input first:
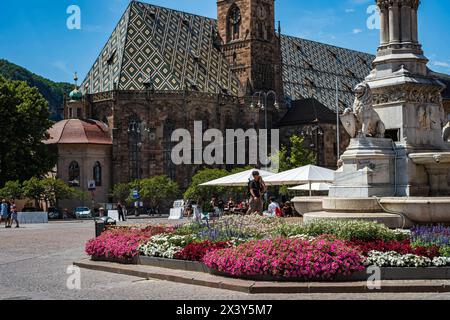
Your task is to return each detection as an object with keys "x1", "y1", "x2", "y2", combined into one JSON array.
[{"x1": 0, "y1": 59, "x2": 72, "y2": 121}]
